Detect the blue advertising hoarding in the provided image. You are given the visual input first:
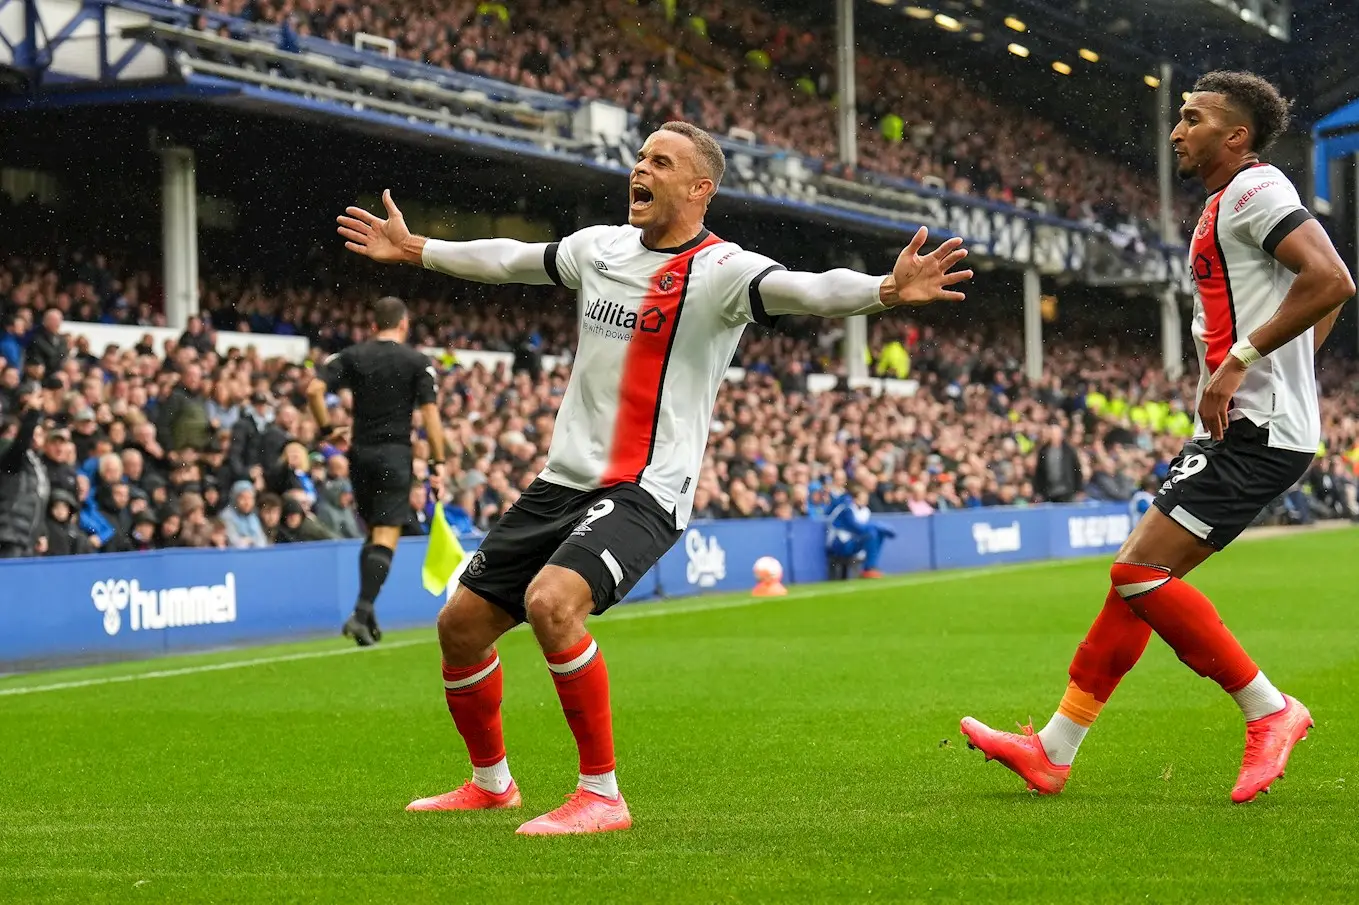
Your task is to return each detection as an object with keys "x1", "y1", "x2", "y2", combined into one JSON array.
[{"x1": 0, "y1": 503, "x2": 1137, "y2": 669}]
